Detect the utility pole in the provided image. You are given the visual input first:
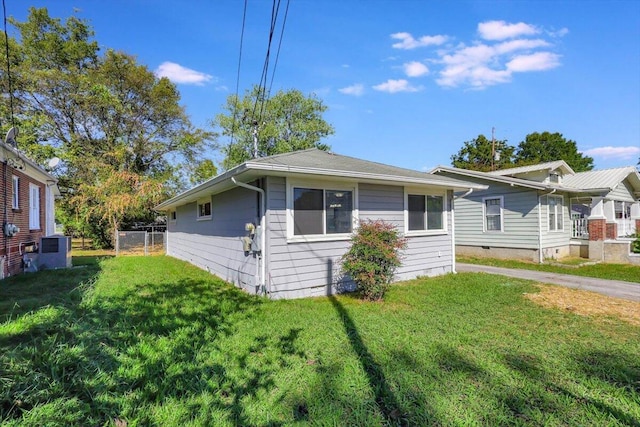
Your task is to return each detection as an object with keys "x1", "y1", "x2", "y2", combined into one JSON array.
[
  {"x1": 491, "y1": 127, "x2": 496, "y2": 171},
  {"x1": 252, "y1": 120, "x2": 259, "y2": 158}
]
